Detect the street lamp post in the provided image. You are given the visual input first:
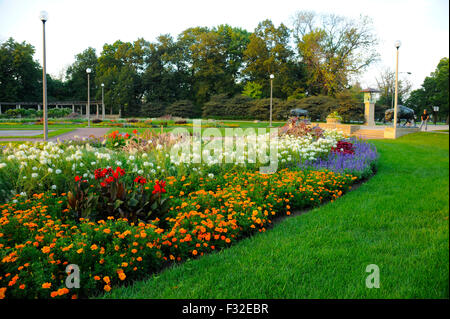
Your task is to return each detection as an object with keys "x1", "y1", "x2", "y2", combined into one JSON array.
[
  {"x1": 101, "y1": 83, "x2": 105, "y2": 120},
  {"x1": 391, "y1": 71, "x2": 411, "y2": 109},
  {"x1": 393, "y1": 40, "x2": 401, "y2": 138},
  {"x1": 39, "y1": 11, "x2": 49, "y2": 141},
  {"x1": 433, "y1": 106, "x2": 439, "y2": 125},
  {"x1": 86, "y1": 68, "x2": 91, "y2": 127},
  {"x1": 269, "y1": 74, "x2": 274, "y2": 127}
]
